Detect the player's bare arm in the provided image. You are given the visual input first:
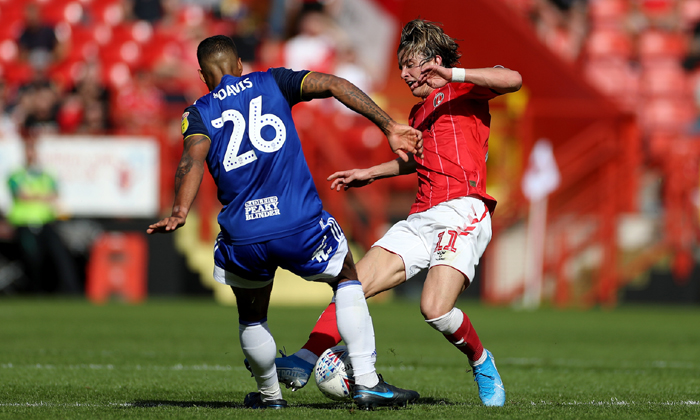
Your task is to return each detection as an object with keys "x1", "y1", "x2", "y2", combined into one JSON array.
[
  {"x1": 328, "y1": 156, "x2": 417, "y2": 191},
  {"x1": 301, "y1": 72, "x2": 423, "y2": 160},
  {"x1": 147, "y1": 134, "x2": 210, "y2": 234},
  {"x1": 419, "y1": 65, "x2": 522, "y2": 94}
]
